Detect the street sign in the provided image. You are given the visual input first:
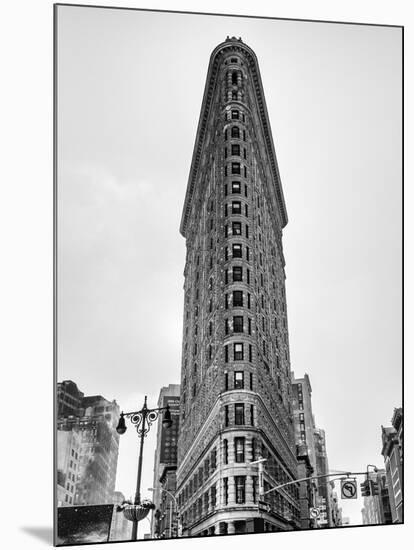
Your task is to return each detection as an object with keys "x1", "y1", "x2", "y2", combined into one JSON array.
[
  {"x1": 258, "y1": 500, "x2": 271, "y2": 513},
  {"x1": 341, "y1": 479, "x2": 357, "y2": 499},
  {"x1": 309, "y1": 507, "x2": 320, "y2": 520}
]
